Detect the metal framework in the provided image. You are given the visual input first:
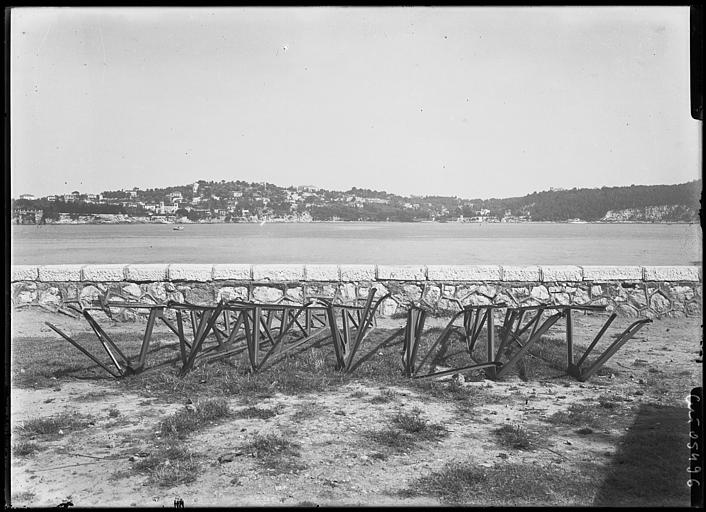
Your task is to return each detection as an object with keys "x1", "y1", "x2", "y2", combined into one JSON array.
[
  {"x1": 401, "y1": 302, "x2": 506, "y2": 379},
  {"x1": 45, "y1": 299, "x2": 175, "y2": 378},
  {"x1": 172, "y1": 298, "x2": 332, "y2": 376},
  {"x1": 44, "y1": 287, "x2": 652, "y2": 383},
  {"x1": 494, "y1": 304, "x2": 652, "y2": 381},
  {"x1": 45, "y1": 289, "x2": 394, "y2": 378},
  {"x1": 321, "y1": 288, "x2": 393, "y2": 372}
]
